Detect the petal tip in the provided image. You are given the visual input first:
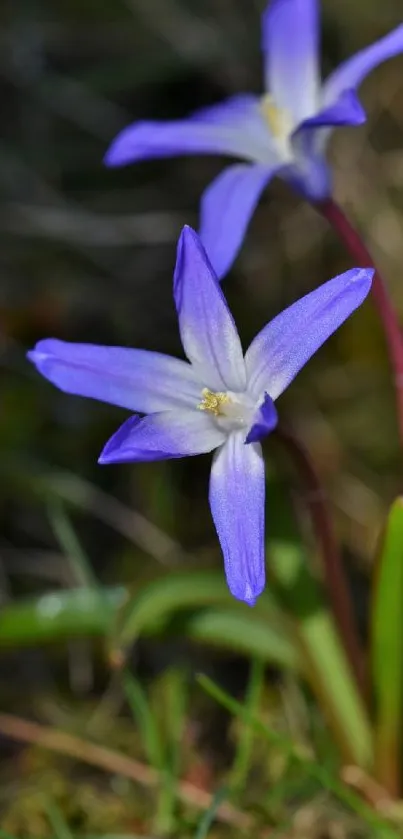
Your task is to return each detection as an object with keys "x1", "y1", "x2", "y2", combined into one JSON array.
[
  {"x1": 27, "y1": 340, "x2": 55, "y2": 369},
  {"x1": 98, "y1": 416, "x2": 141, "y2": 465},
  {"x1": 103, "y1": 134, "x2": 127, "y2": 167},
  {"x1": 245, "y1": 393, "x2": 278, "y2": 444},
  {"x1": 232, "y1": 579, "x2": 264, "y2": 607},
  {"x1": 98, "y1": 436, "x2": 119, "y2": 465},
  {"x1": 226, "y1": 567, "x2": 266, "y2": 607},
  {"x1": 352, "y1": 266, "x2": 374, "y2": 295},
  {"x1": 26, "y1": 349, "x2": 39, "y2": 364}
]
